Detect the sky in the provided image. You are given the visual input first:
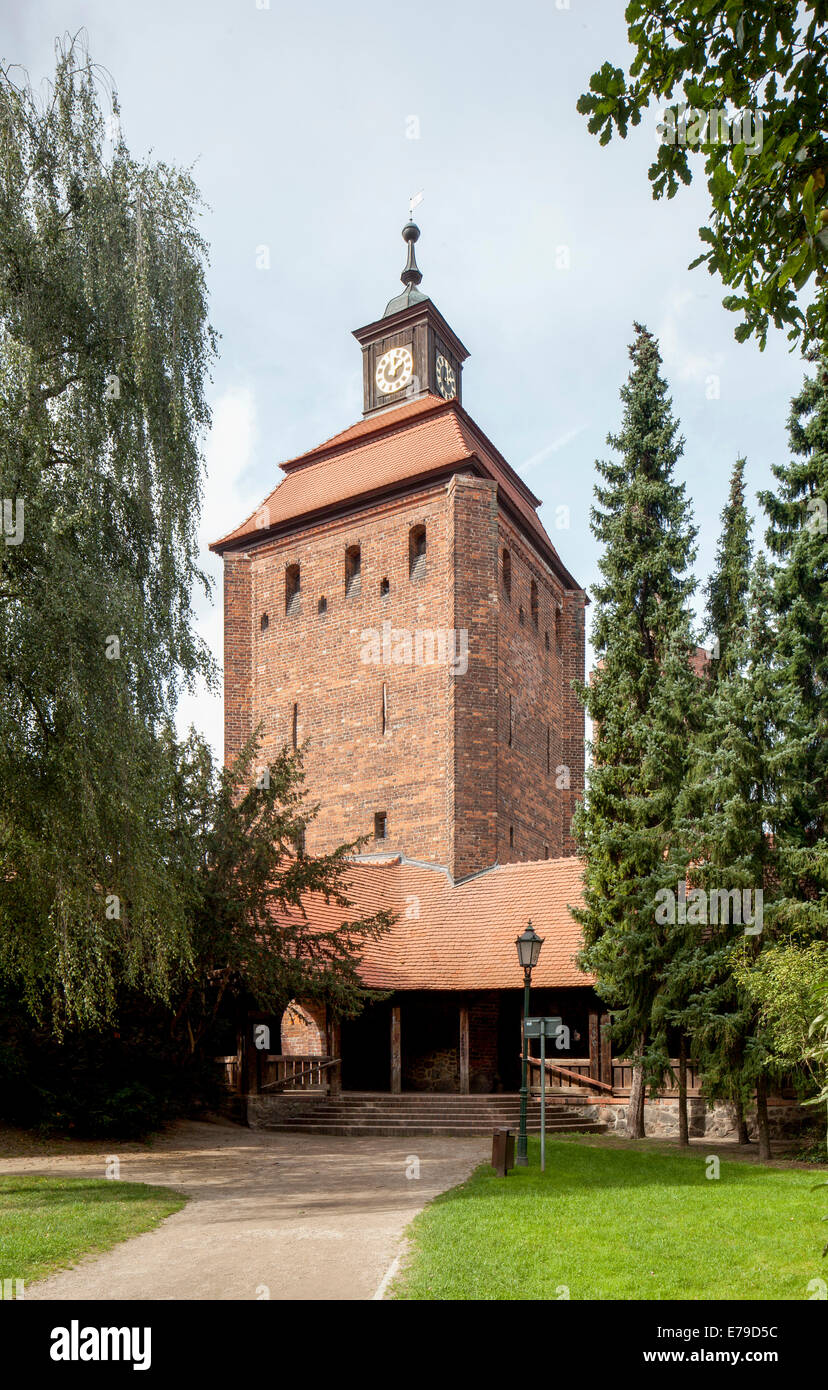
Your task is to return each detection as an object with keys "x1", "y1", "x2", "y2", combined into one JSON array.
[{"x1": 4, "y1": 0, "x2": 809, "y2": 758}]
